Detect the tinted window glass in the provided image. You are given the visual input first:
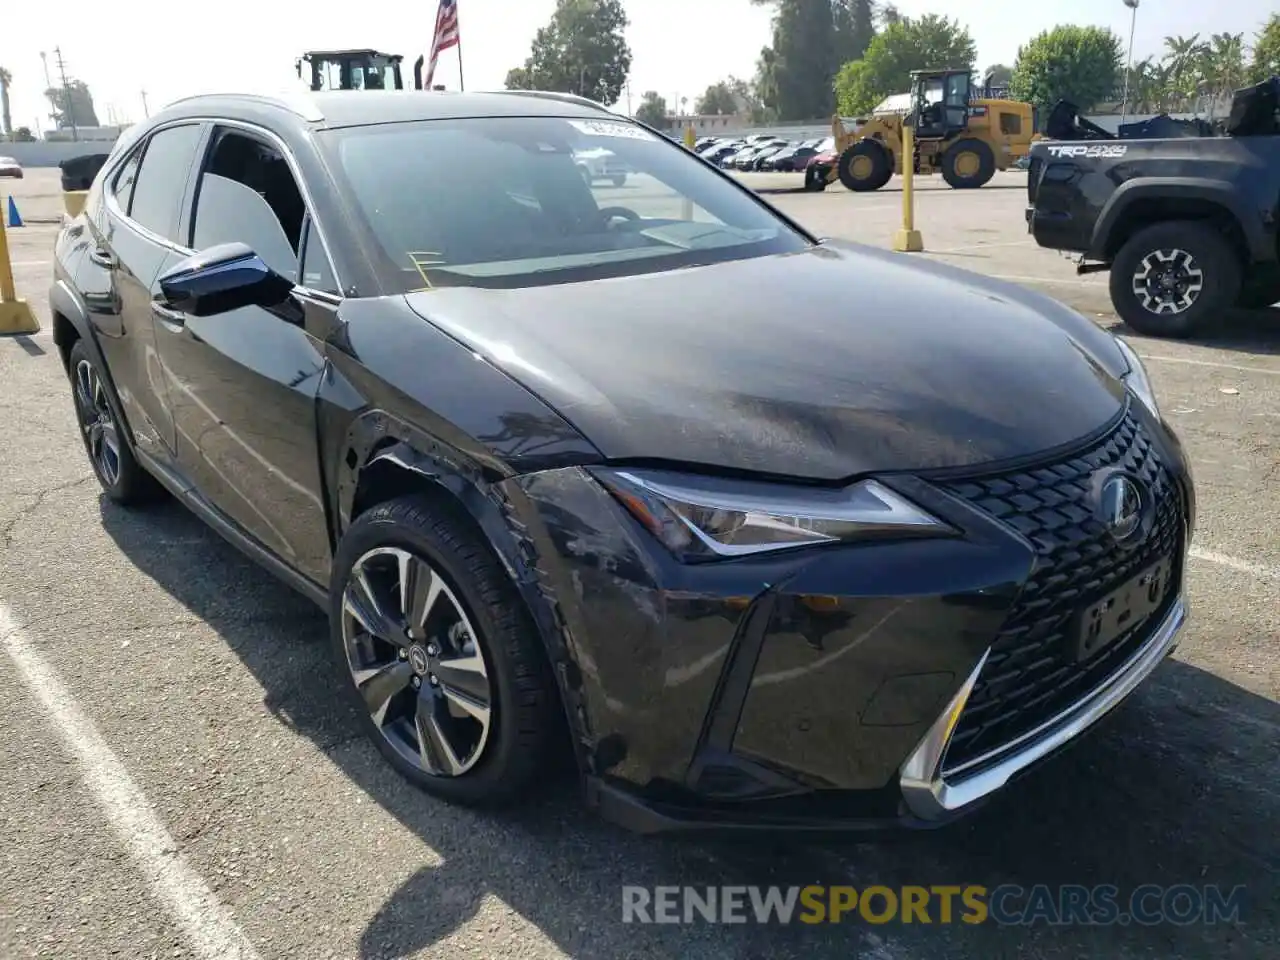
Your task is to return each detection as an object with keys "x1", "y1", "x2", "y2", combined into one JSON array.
[
  {"x1": 192, "y1": 173, "x2": 299, "y2": 282},
  {"x1": 321, "y1": 115, "x2": 809, "y2": 291},
  {"x1": 113, "y1": 147, "x2": 143, "y2": 213},
  {"x1": 129, "y1": 124, "x2": 203, "y2": 241},
  {"x1": 300, "y1": 222, "x2": 339, "y2": 294}
]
